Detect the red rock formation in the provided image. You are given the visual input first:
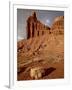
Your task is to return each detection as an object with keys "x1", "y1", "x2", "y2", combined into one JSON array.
[
  {"x1": 26, "y1": 12, "x2": 50, "y2": 39},
  {"x1": 51, "y1": 16, "x2": 64, "y2": 34}
]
